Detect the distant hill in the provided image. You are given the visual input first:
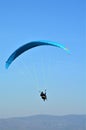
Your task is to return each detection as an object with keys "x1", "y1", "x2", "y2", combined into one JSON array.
[{"x1": 0, "y1": 115, "x2": 86, "y2": 130}]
